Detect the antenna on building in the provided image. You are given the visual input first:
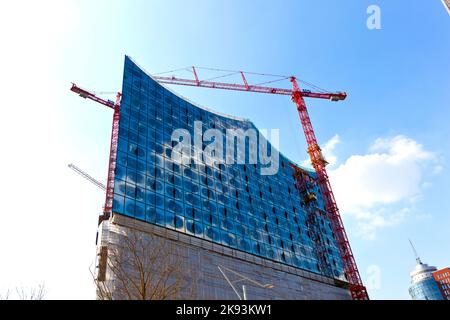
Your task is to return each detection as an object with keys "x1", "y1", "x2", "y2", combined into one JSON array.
[{"x1": 409, "y1": 239, "x2": 423, "y2": 265}]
